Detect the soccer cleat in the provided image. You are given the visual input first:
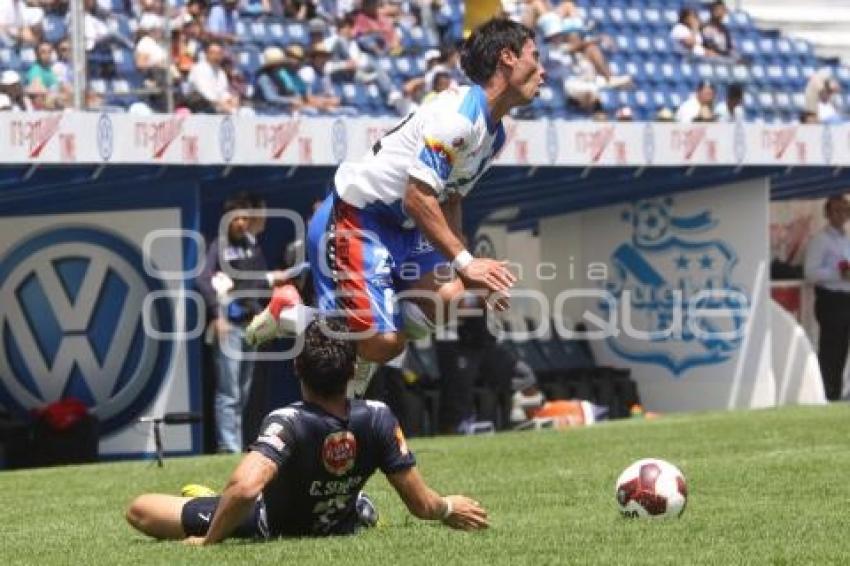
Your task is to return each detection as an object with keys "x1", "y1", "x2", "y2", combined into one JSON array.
[
  {"x1": 245, "y1": 284, "x2": 304, "y2": 347},
  {"x1": 356, "y1": 491, "x2": 380, "y2": 528},
  {"x1": 181, "y1": 483, "x2": 217, "y2": 498}
]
